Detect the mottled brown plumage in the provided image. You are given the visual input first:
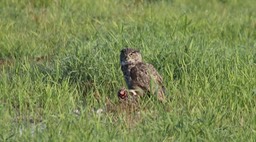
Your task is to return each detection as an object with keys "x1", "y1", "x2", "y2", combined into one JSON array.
[{"x1": 120, "y1": 48, "x2": 165, "y2": 101}]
